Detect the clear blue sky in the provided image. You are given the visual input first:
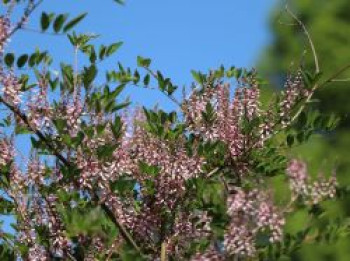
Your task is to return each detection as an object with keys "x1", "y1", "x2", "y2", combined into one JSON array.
[
  {"x1": 3, "y1": 0, "x2": 277, "y2": 232},
  {"x1": 10, "y1": 0, "x2": 277, "y2": 110}
]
